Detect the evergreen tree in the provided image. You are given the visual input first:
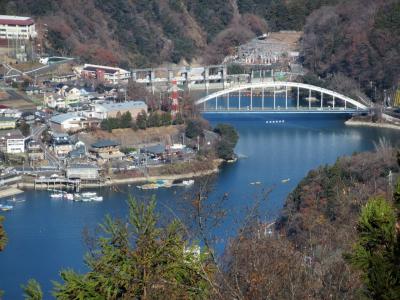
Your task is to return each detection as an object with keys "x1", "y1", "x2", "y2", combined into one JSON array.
[
  {"x1": 136, "y1": 111, "x2": 148, "y2": 130},
  {"x1": 147, "y1": 112, "x2": 161, "y2": 127},
  {"x1": 21, "y1": 279, "x2": 43, "y2": 300},
  {"x1": 185, "y1": 119, "x2": 204, "y2": 139},
  {"x1": 160, "y1": 112, "x2": 172, "y2": 126},
  {"x1": 214, "y1": 124, "x2": 239, "y2": 160},
  {"x1": 346, "y1": 196, "x2": 400, "y2": 299},
  {"x1": 119, "y1": 111, "x2": 132, "y2": 128},
  {"x1": 53, "y1": 196, "x2": 215, "y2": 299},
  {"x1": 173, "y1": 112, "x2": 184, "y2": 125}
]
